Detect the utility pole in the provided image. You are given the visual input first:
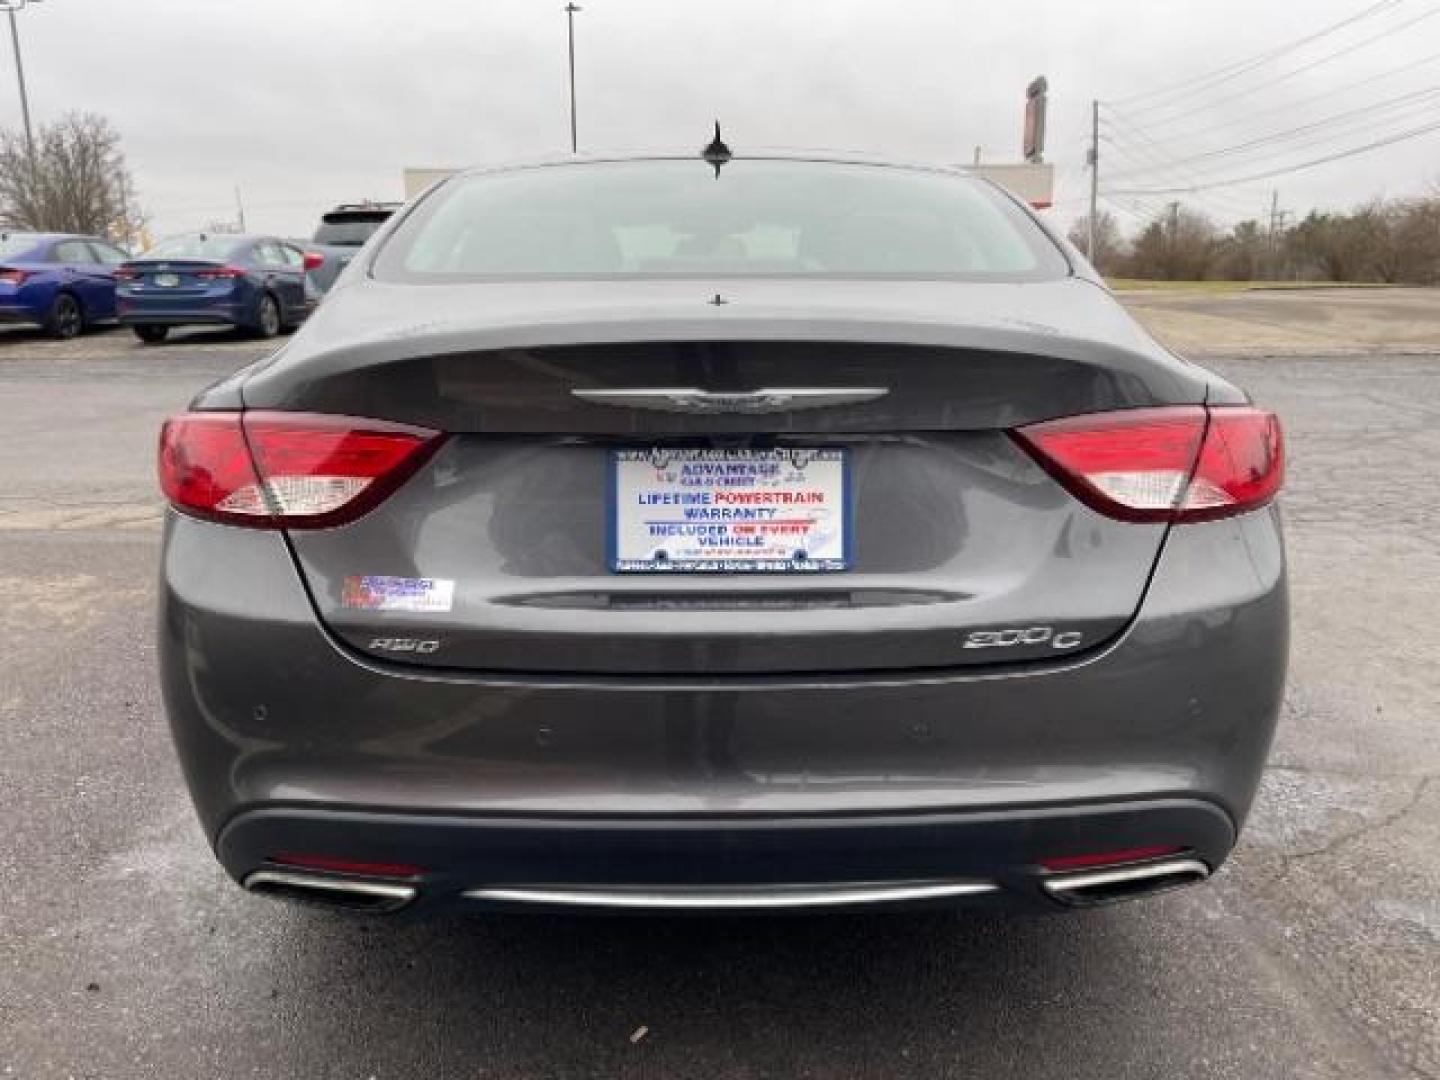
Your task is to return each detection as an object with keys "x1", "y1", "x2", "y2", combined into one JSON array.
[
  {"x1": 1267, "y1": 189, "x2": 1280, "y2": 279},
  {"x1": 4, "y1": 1, "x2": 38, "y2": 161},
  {"x1": 235, "y1": 185, "x2": 247, "y2": 233},
  {"x1": 564, "y1": 3, "x2": 581, "y2": 153},
  {"x1": 1266, "y1": 190, "x2": 1293, "y2": 280},
  {"x1": 1087, "y1": 99, "x2": 1099, "y2": 261}
]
